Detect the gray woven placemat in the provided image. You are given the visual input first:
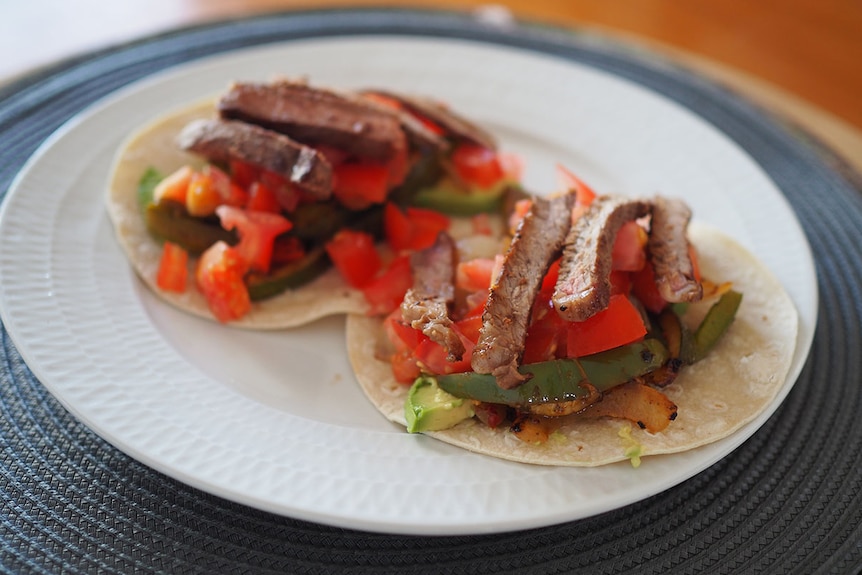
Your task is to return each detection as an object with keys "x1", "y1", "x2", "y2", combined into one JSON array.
[{"x1": 1, "y1": 9, "x2": 860, "y2": 574}]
